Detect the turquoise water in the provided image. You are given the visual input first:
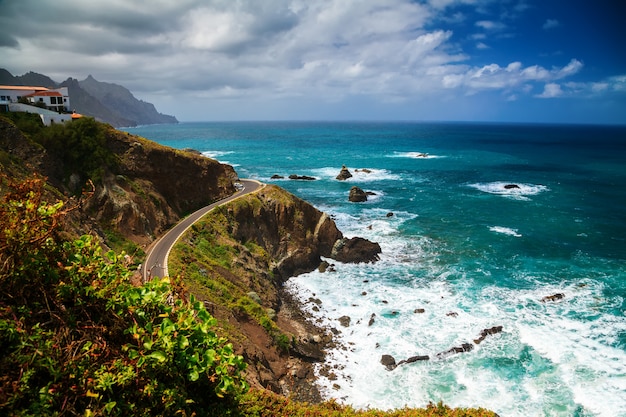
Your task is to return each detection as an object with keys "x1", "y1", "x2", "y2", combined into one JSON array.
[{"x1": 125, "y1": 122, "x2": 626, "y2": 416}]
